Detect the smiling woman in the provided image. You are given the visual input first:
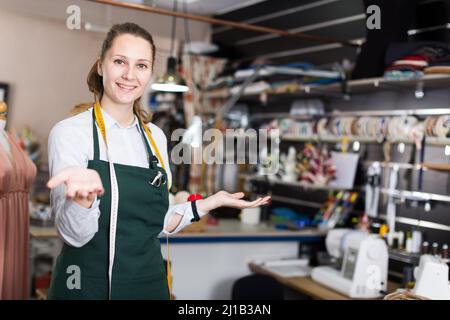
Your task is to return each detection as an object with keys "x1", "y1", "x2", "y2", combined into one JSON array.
[{"x1": 45, "y1": 22, "x2": 270, "y2": 300}]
